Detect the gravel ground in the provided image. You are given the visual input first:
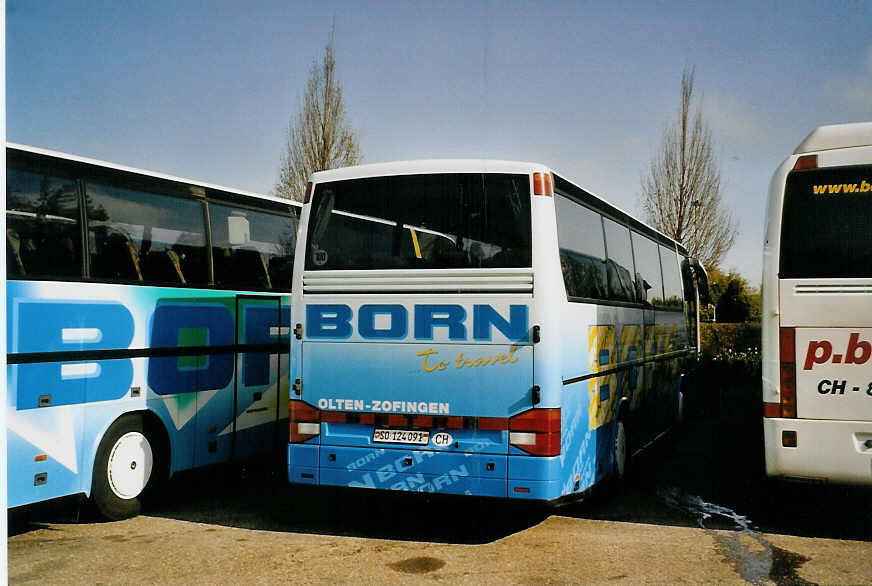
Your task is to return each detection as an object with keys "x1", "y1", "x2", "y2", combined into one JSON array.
[{"x1": 9, "y1": 514, "x2": 872, "y2": 585}]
